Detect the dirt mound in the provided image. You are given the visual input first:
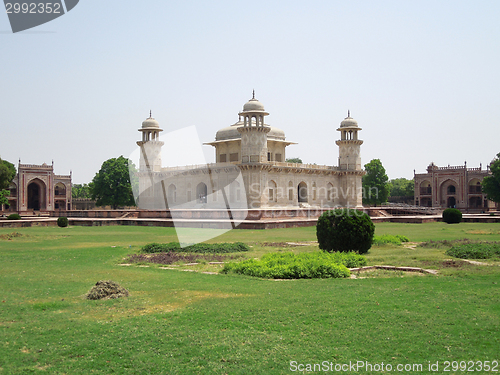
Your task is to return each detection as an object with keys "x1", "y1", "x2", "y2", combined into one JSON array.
[
  {"x1": 0, "y1": 232, "x2": 24, "y2": 240},
  {"x1": 85, "y1": 280, "x2": 129, "y2": 300},
  {"x1": 260, "y1": 242, "x2": 312, "y2": 247}
]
